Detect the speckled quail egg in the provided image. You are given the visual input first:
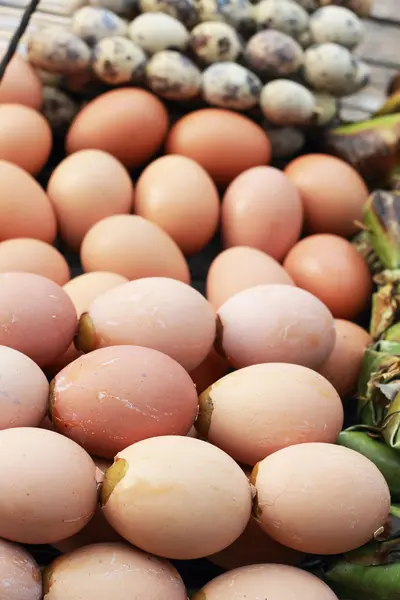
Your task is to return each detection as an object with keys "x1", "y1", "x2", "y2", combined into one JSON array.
[
  {"x1": 202, "y1": 61, "x2": 261, "y2": 110},
  {"x1": 27, "y1": 28, "x2": 92, "y2": 74},
  {"x1": 260, "y1": 79, "x2": 316, "y2": 125},
  {"x1": 303, "y1": 42, "x2": 358, "y2": 96},
  {"x1": 246, "y1": 30, "x2": 304, "y2": 76},
  {"x1": 89, "y1": 0, "x2": 138, "y2": 15},
  {"x1": 309, "y1": 5, "x2": 363, "y2": 49},
  {"x1": 195, "y1": 0, "x2": 255, "y2": 36},
  {"x1": 71, "y1": 6, "x2": 128, "y2": 46},
  {"x1": 254, "y1": 0, "x2": 309, "y2": 40},
  {"x1": 93, "y1": 36, "x2": 147, "y2": 84},
  {"x1": 139, "y1": 0, "x2": 198, "y2": 27},
  {"x1": 339, "y1": 57, "x2": 370, "y2": 95},
  {"x1": 35, "y1": 69, "x2": 63, "y2": 87},
  {"x1": 313, "y1": 92, "x2": 339, "y2": 125},
  {"x1": 189, "y1": 22, "x2": 242, "y2": 64},
  {"x1": 293, "y1": 0, "x2": 319, "y2": 10},
  {"x1": 264, "y1": 125, "x2": 305, "y2": 158},
  {"x1": 128, "y1": 12, "x2": 190, "y2": 54},
  {"x1": 42, "y1": 86, "x2": 80, "y2": 132},
  {"x1": 319, "y1": 0, "x2": 372, "y2": 18},
  {"x1": 146, "y1": 50, "x2": 202, "y2": 99}
]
